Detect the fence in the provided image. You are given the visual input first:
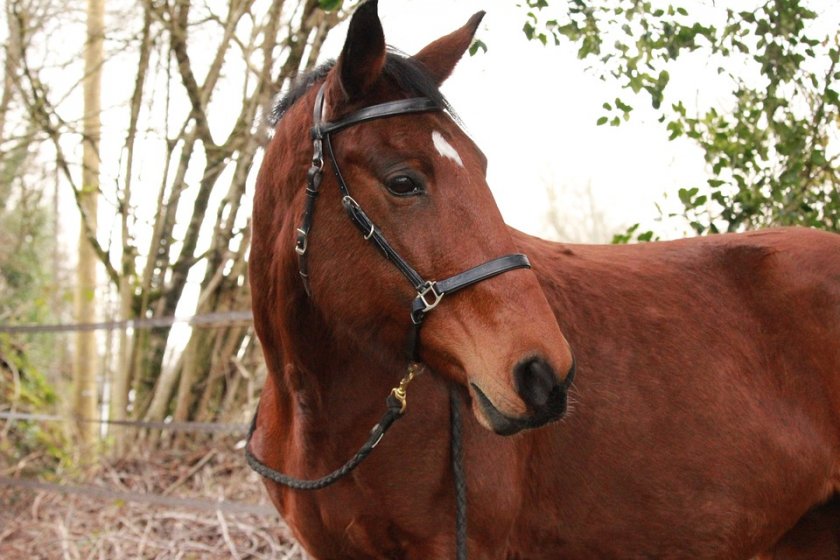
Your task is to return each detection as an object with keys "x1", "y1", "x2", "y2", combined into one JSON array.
[
  {"x1": 0, "y1": 310, "x2": 254, "y2": 334},
  {"x1": 0, "y1": 413, "x2": 276, "y2": 518},
  {"x1": 0, "y1": 311, "x2": 276, "y2": 518}
]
